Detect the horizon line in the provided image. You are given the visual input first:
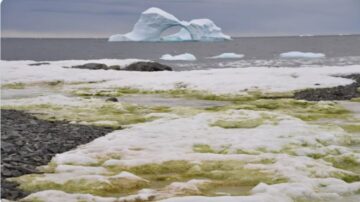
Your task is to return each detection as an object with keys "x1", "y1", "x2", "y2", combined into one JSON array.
[{"x1": 2, "y1": 33, "x2": 360, "y2": 39}]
